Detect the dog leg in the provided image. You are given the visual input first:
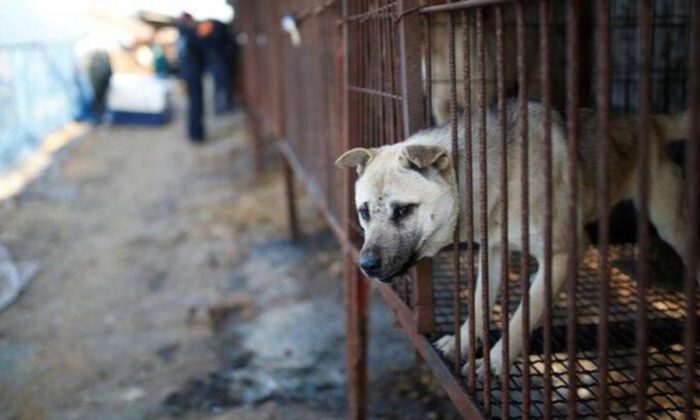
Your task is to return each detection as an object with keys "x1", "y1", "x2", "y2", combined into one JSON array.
[
  {"x1": 435, "y1": 242, "x2": 503, "y2": 359},
  {"x1": 469, "y1": 251, "x2": 570, "y2": 377},
  {"x1": 644, "y1": 156, "x2": 700, "y2": 287}
]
